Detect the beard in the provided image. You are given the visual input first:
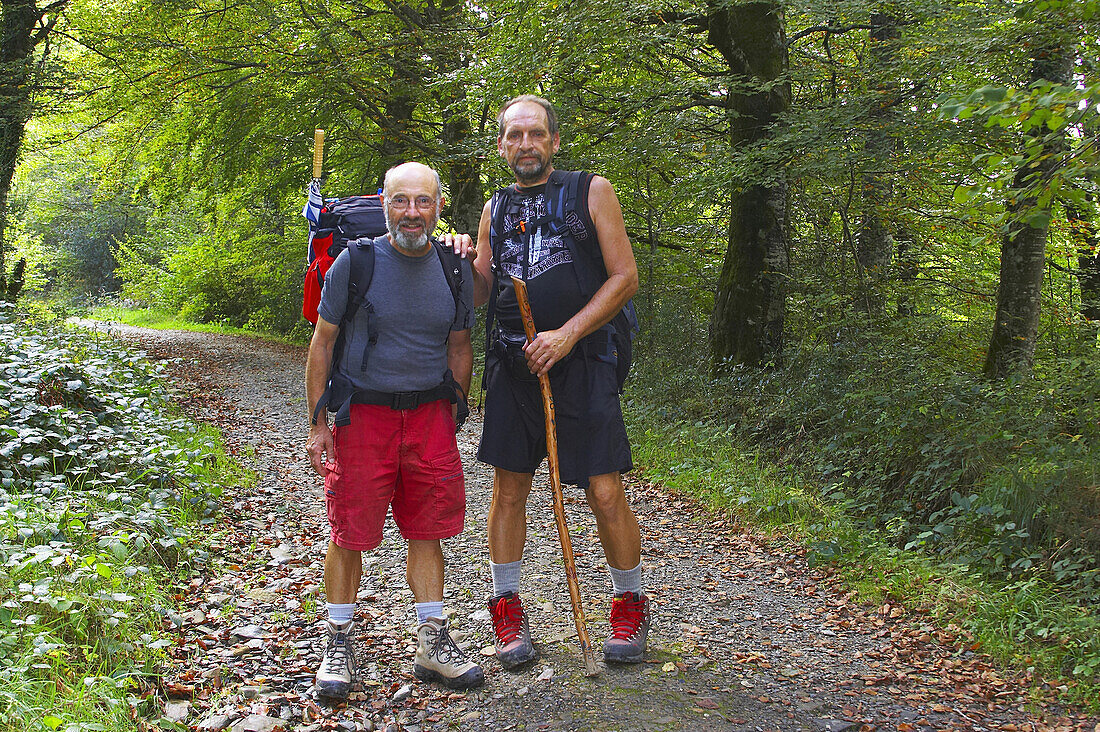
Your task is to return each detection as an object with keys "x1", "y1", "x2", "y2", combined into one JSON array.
[
  {"x1": 385, "y1": 208, "x2": 437, "y2": 253},
  {"x1": 510, "y1": 152, "x2": 549, "y2": 185}
]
